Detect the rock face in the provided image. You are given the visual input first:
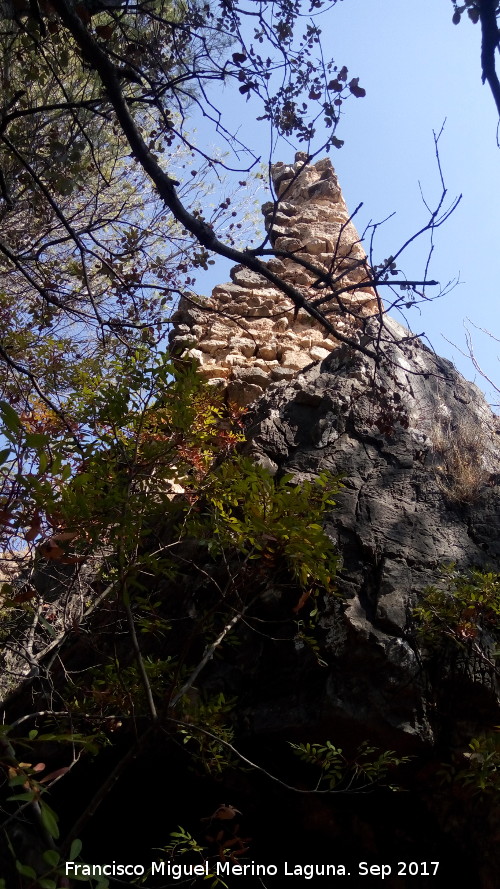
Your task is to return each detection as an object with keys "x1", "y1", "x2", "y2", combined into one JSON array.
[
  {"x1": 244, "y1": 315, "x2": 500, "y2": 743},
  {"x1": 169, "y1": 153, "x2": 377, "y2": 405},
  {"x1": 233, "y1": 315, "x2": 499, "y2": 889}
]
